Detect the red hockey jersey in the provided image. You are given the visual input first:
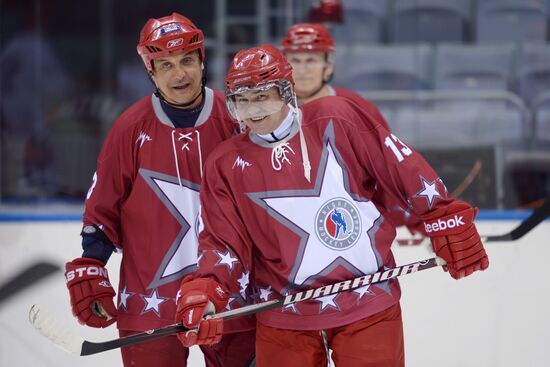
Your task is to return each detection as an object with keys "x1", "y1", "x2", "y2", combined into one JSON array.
[
  {"x1": 83, "y1": 88, "x2": 253, "y2": 332},
  {"x1": 329, "y1": 85, "x2": 423, "y2": 229},
  {"x1": 196, "y1": 95, "x2": 452, "y2": 330},
  {"x1": 329, "y1": 85, "x2": 390, "y2": 130}
]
